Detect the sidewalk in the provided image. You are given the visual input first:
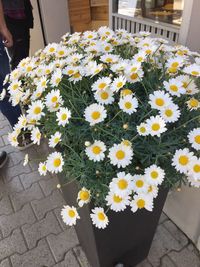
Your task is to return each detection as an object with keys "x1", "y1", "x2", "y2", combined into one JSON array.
[{"x1": 0, "y1": 112, "x2": 200, "y2": 267}]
